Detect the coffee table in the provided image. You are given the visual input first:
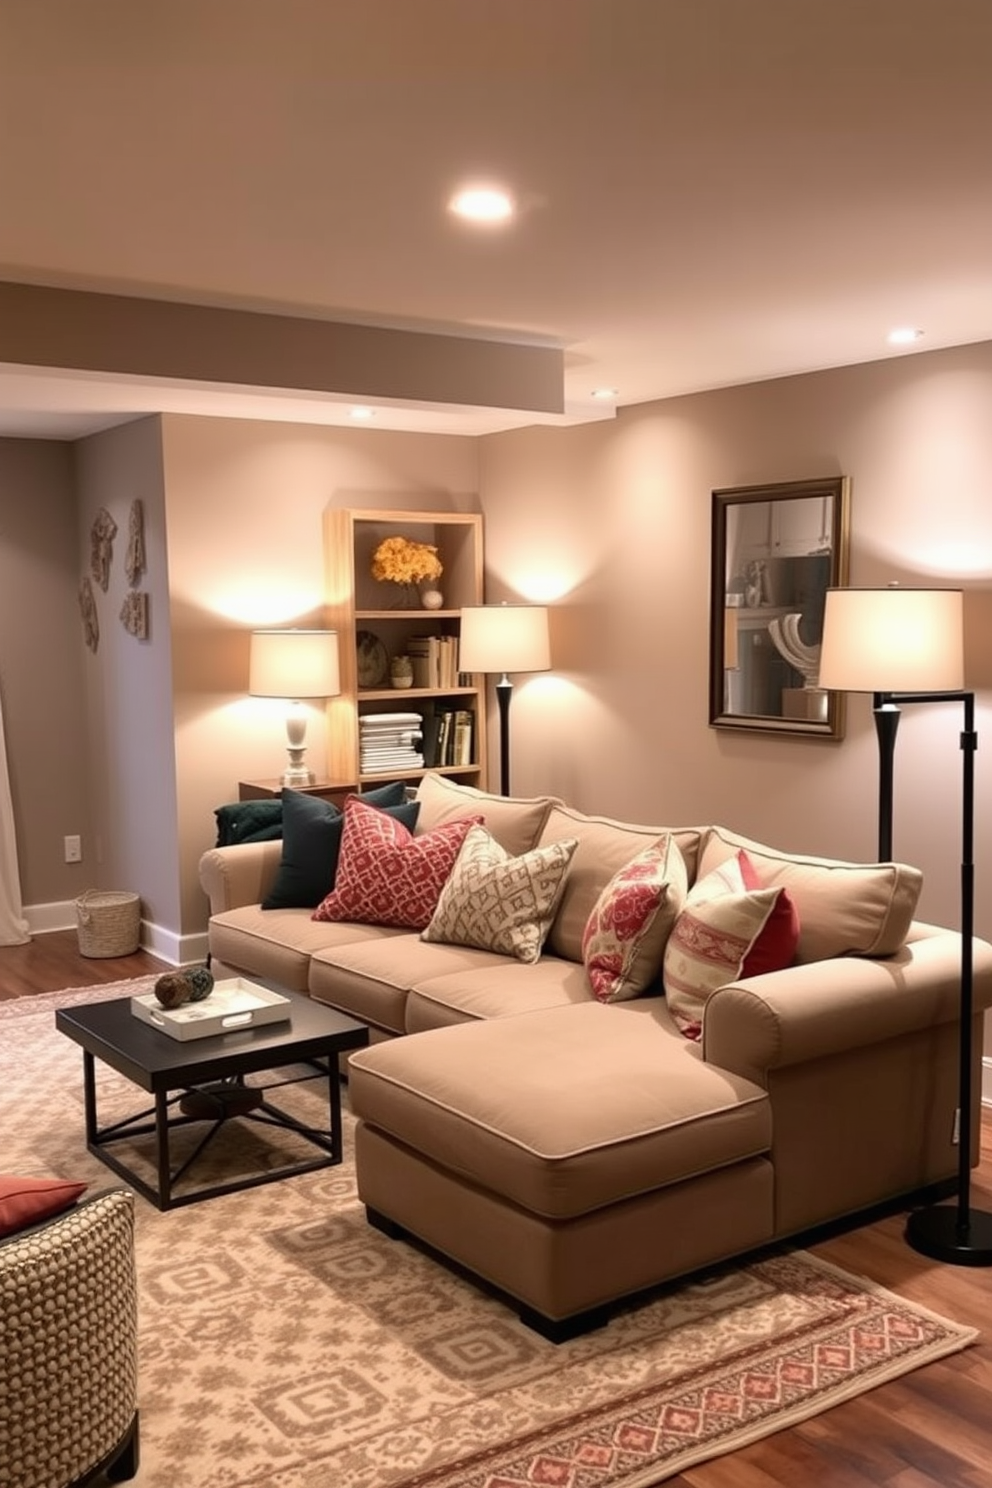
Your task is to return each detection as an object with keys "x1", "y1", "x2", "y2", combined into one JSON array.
[{"x1": 56, "y1": 988, "x2": 369, "y2": 1210}]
